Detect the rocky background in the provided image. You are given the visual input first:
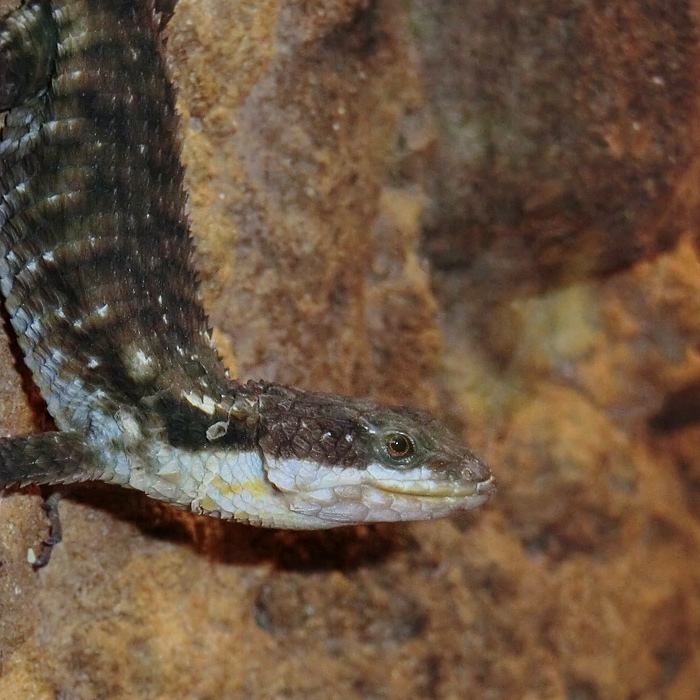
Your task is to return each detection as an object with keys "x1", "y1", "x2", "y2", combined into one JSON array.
[{"x1": 2, "y1": 0, "x2": 700, "y2": 698}]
